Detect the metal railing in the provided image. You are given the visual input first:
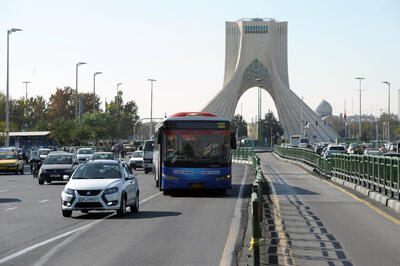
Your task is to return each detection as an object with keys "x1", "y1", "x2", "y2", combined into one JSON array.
[
  {"x1": 249, "y1": 151, "x2": 264, "y2": 266},
  {"x1": 232, "y1": 147, "x2": 253, "y2": 161},
  {"x1": 274, "y1": 146, "x2": 400, "y2": 200}
]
